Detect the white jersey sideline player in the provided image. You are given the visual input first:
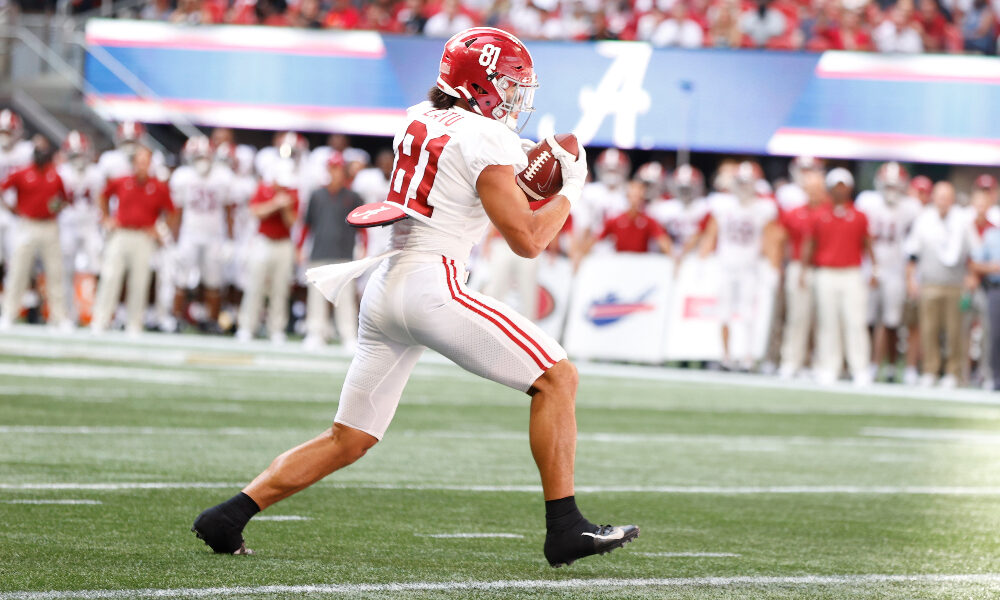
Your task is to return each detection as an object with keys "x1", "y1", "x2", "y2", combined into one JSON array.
[
  {"x1": 855, "y1": 161, "x2": 921, "y2": 381},
  {"x1": 0, "y1": 110, "x2": 34, "y2": 274},
  {"x1": 192, "y1": 27, "x2": 638, "y2": 567},
  {"x1": 170, "y1": 135, "x2": 234, "y2": 330},
  {"x1": 57, "y1": 131, "x2": 105, "y2": 323}
]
